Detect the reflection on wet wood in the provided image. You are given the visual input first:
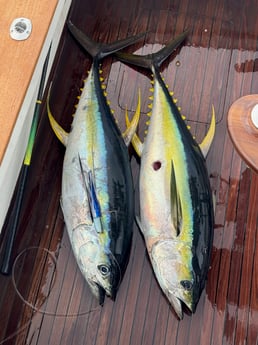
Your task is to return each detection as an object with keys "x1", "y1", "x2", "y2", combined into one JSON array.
[{"x1": 0, "y1": 0, "x2": 258, "y2": 344}]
